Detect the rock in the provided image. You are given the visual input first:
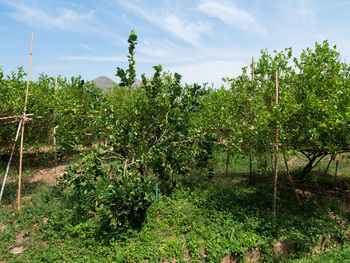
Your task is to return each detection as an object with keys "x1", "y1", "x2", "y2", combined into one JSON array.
[
  {"x1": 245, "y1": 247, "x2": 261, "y2": 263},
  {"x1": 221, "y1": 252, "x2": 238, "y2": 263},
  {"x1": 273, "y1": 240, "x2": 297, "y2": 258},
  {"x1": 10, "y1": 246, "x2": 26, "y2": 254},
  {"x1": 318, "y1": 237, "x2": 329, "y2": 251},
  {"x1": 313, "y1": 237, "x2": 330, "y2": 255},
  {"x1": 16, "y1": 230, "x2": 29, "y2": 245}
]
